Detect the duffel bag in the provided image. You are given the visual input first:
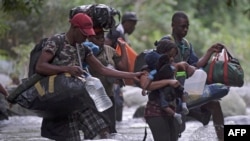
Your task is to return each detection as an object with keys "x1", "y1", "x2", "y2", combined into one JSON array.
[
  {"x1": 8, "y1": 73, "x2": 94, "y2": 118},
  {"x1": 204, "y1": 48, "x2": 244, "y2": 87}
]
